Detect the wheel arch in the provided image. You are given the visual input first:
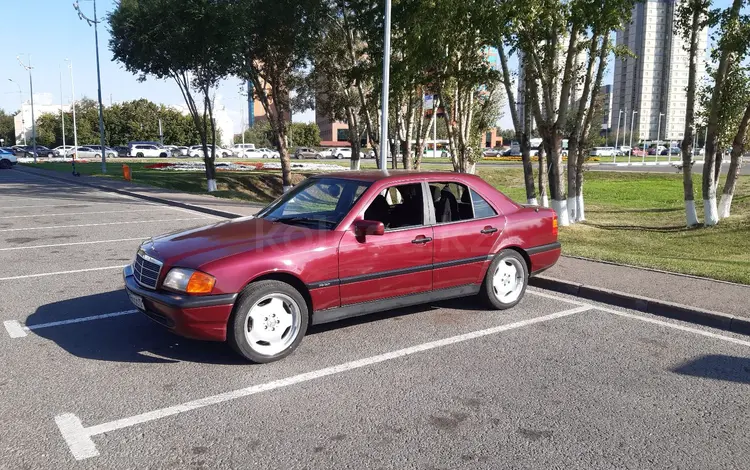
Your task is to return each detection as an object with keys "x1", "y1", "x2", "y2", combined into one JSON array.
[
  {"x1": 238, "y1": 272, "x2": 313, "y2": 319},
  {"x1": 496, "y1": 245, "x2": 532, "y2": 275}
]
